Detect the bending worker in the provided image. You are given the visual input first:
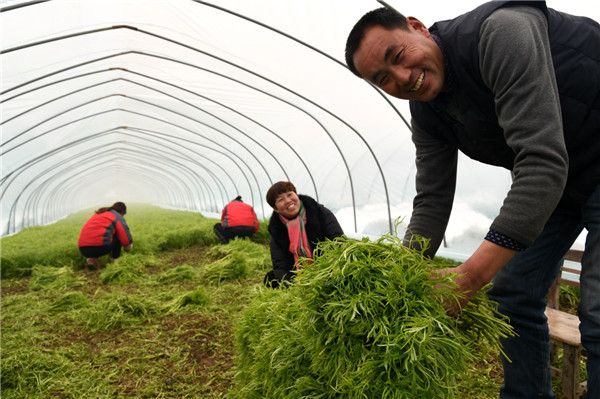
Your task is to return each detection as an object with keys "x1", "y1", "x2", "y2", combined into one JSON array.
[
  {"x1": 214, "y1": 196, "x2": 259, "y2": 244},
  {"x1": 78, "y1": 201, "x2": 133, "y2": 270},
  {"x1": 345, "y1": 2, "x2": 599, "y2": 398}
]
